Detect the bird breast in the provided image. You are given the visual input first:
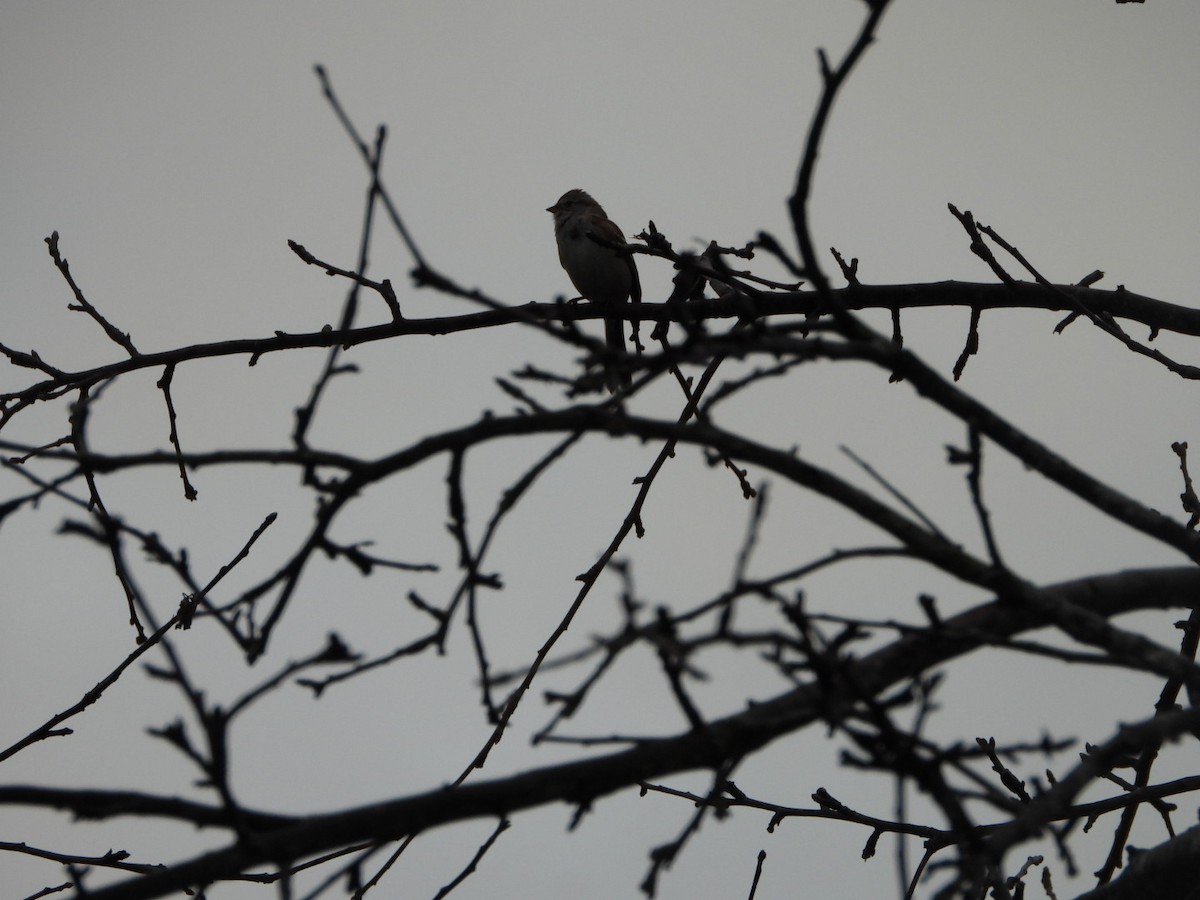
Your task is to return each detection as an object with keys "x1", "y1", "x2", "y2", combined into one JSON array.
[{"x1": 557, "y1": 224, "x2": 632, "y2": 306}]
